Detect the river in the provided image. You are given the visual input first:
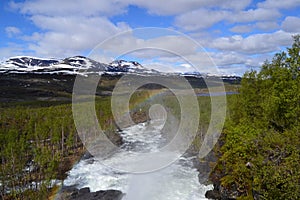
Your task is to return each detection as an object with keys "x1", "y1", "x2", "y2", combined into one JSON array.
[{"x1": 63, "y1": 120, "x2": 212, "y2": 200}]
